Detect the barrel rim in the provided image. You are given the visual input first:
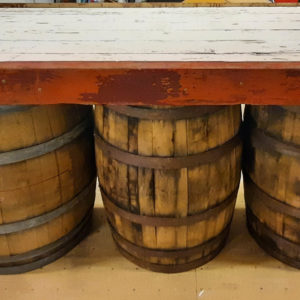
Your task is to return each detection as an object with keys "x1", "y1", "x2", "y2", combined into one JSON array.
[
  {"x1": 113, "y1": 226, "x2": 229, "y2": 273},
  {"x1": 244, "y1": 105, "x2": 300, "y2": 149},
  {"x1": 0, "y1": 208, "x2": 93, "y2": 274},
  {"x1": 278, "y1": 106, "x2": 300, "y2": 115},
  {"x1": 249, "y1": 127, "x2": 300, "y2": 159},
  {"x1": 104, "y1": 105, "x2": 228, "y2": 120},
  {"x1": 0, "y1": 117, "x2": 93, "y2": 166},
  {"x1": 247, "y1": 207, "x2": 300, "y2": 269},
  {"x1": 0, "y1": 105, "x2": 35, "y2": 115},
  {"x1": 246, "y1": 105, "x2": 300, "y2": 115}
]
